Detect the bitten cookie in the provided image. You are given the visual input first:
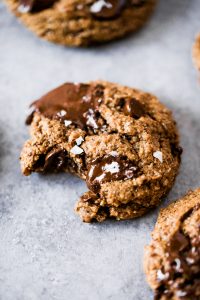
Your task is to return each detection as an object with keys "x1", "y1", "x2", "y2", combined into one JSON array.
[
  {"x1": 144, "y1": 188, "x2": 200, "y2": 300},
  {"x1": 193, "y1": 34, "x2": 200, "y2": 70},
  {"x1": 20, "y1": 81, "x2": 181, "y2": 222},
  {"x1": 5, "y1": 0, "x2": 157, "y2": 46}
]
